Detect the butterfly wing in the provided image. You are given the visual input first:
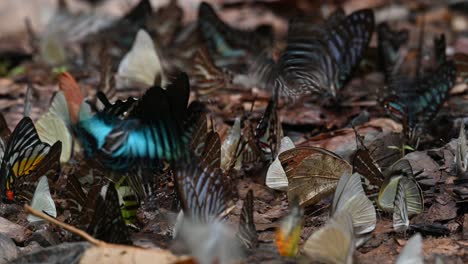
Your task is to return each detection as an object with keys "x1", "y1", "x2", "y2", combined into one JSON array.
[
  {"x1": 175, "y1": 160, "x2": 227, "y2": 223},
  {"x1": 87, "y1": 183, "x2": 132, "y2": 245},
  {"x1": 237, "y1": 190, "x2": 258, "y2": 249},
  {"x1": 280, "y1": 146, "x2": 352, "y2": 207},
  {"x1": 0, "y1": 117, "x2": 53, "y2": 201},
  {"x1": 27, "y1": 175, "x2": 57, "y2": 223}
]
